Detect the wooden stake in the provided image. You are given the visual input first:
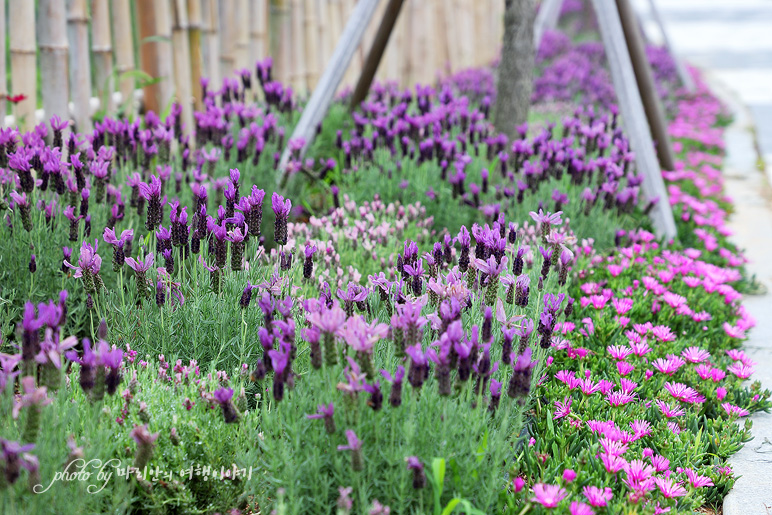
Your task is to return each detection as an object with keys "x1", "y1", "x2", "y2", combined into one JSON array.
[
  {"x1": 350, "y1": 0, "x2": 404, "y2": 109},
  {"x1": 590, "y1": 0, "x2": 676, "y2": 239},
  {"x1": 0, "y1": 0, "x2": 6, "y2": 125},
  {"x1": 171, "y1": 0, "x2": 194, "y2": 135},
  {"x1": 39, "y1": 0, "x2": 70, "y2": 125},
  {"x1": 187, "y1": 0, "x2": 204, "y2": 111},
  {"x1": 112, "y1": 0, "x2": 136, "y2": 115},
  {"x1": 66, "y1": 0, "x2": 91, "y2": 132},
  {"x1": 279, "y1": 0, "x2": 380, "y2": 186},
  {"x1": 533, "y1": 0, "x2": 562, "y2": 47},
  {"x1": 91, "y1": 0, "x2": 115, "y2": 114},
  {"x1": 644, "y1": 0, "x2": 695, "y2": 93},
  {"x1": 616, "y1": 0, "x2": 676, "y2": 172}
]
